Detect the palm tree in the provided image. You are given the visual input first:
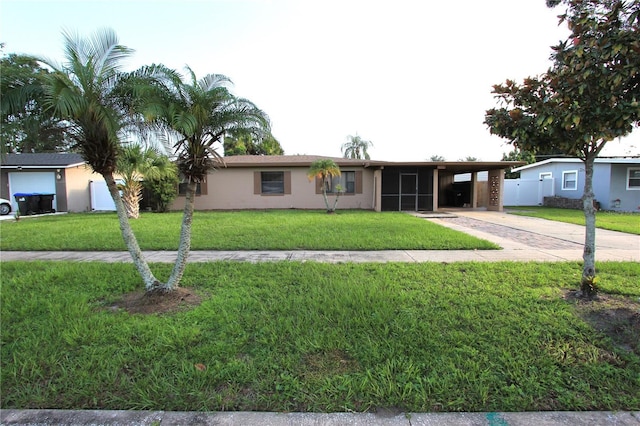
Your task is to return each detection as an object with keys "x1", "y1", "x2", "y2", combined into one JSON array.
[
  {"x1": 341, "y1": 134, "x2": 373, "y2": 160},
  {"x1": 307, "y1": 159, "x2": 342, "y2": 213},
  {"x1": 116, "y1": 144, "x2": 177, "y2": 219},
  {"x1": 146, "y1": 66, "x2": 269, "y2": 291},
  {"x1": 38, "y1": 28, "x2": 162, "y2": 289}
]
